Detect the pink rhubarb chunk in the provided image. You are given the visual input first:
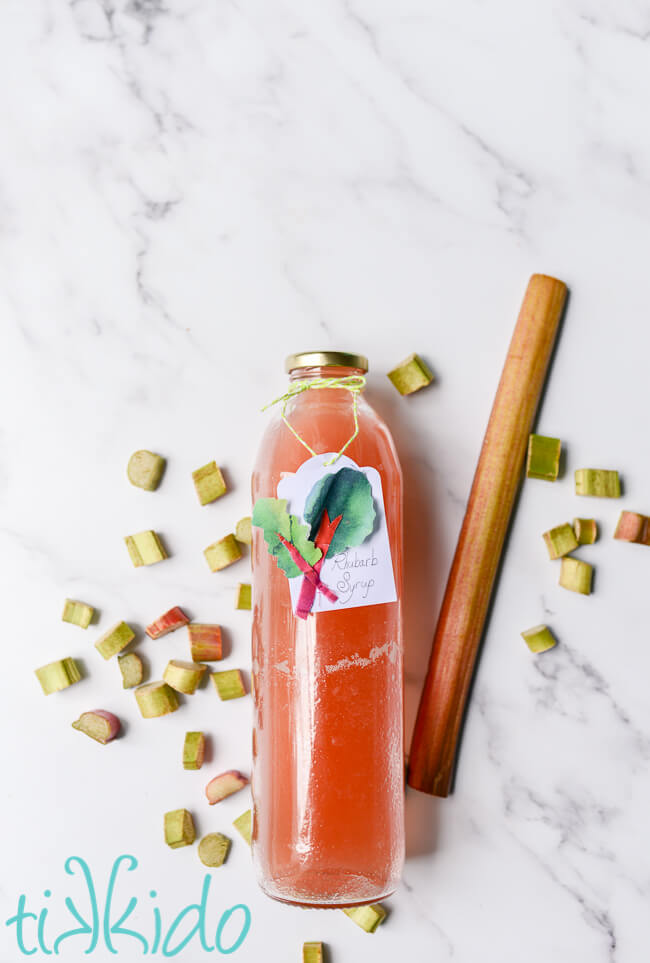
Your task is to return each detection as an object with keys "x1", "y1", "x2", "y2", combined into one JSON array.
[
  {"x1": 72, "y1": 709, "x2": 121, "y2": 744},
  {"x1": 205, "y1": 770, "x2": 249, "y2": 805},
  {"x1": 188, "y1": 623, "x2": 223, "y2": 662},
  {"x1": 146, "y1": 606, "x2": 190, "y2": 640},
  {"x1": 614, "y1": 511, "x2": 650, "y2": 545}
]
